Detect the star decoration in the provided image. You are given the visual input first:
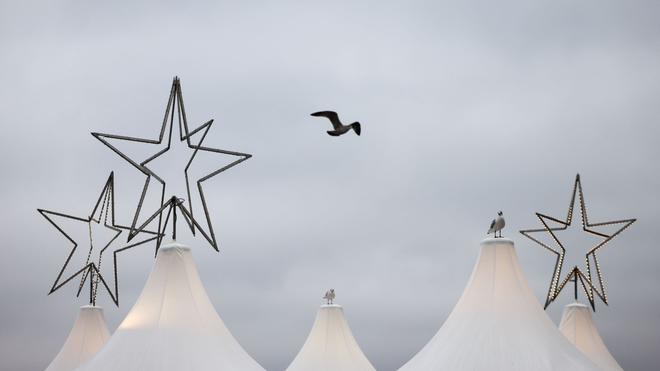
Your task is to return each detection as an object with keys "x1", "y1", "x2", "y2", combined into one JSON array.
[
  {"x1": 38, "y1": 172, "x2": 160, "y2": 306},
  {"x1": 91, "y1": 77, "x2": 251, "y2": 254},
  {"x1": 520, "y1": 174, "x2": 636, "y2": 310}
]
